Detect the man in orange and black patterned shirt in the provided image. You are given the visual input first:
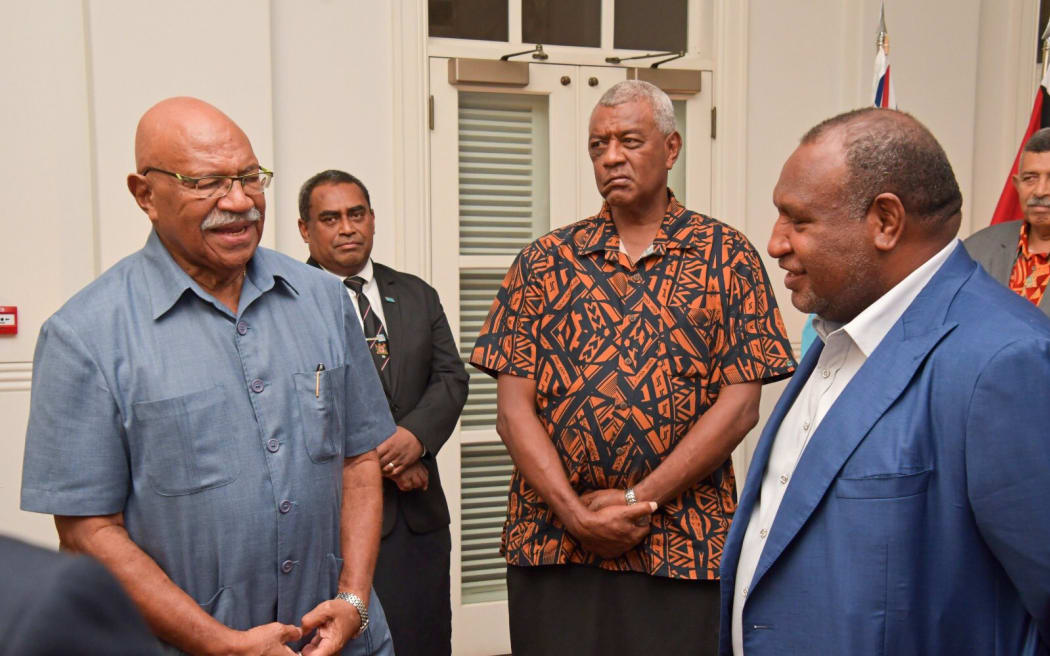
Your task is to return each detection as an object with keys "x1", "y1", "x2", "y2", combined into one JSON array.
[
  {"x1": 966, "y1": 127, "x2": 1050, "y2": 317},
  {"x1": 470, "y1": 80, "x2": 796, "y2": 656}
]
